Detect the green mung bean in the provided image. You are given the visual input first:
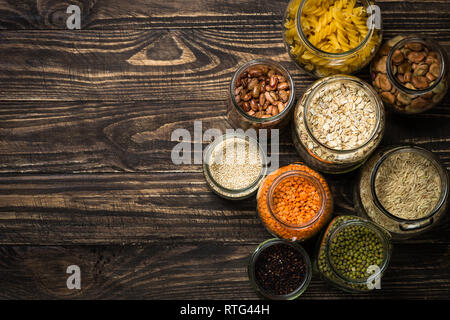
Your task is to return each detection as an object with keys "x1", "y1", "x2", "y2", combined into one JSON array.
[
  {"x1": 329, "y1": 224, "x2": 384, "y2": 280},
  {"x1": 317, "y1": 216, "x2": 391, "y2": 292}
]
